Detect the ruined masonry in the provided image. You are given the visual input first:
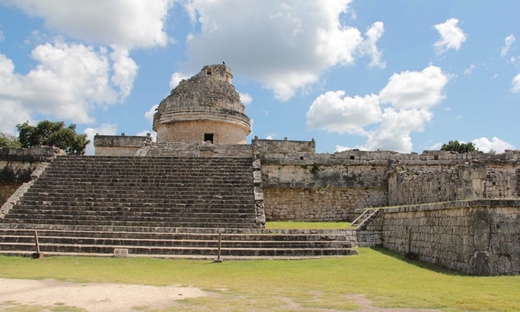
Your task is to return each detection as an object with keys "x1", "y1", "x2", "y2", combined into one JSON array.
[{"x1": 1, "y1": 64, "x2": 519, "y2": 274}]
